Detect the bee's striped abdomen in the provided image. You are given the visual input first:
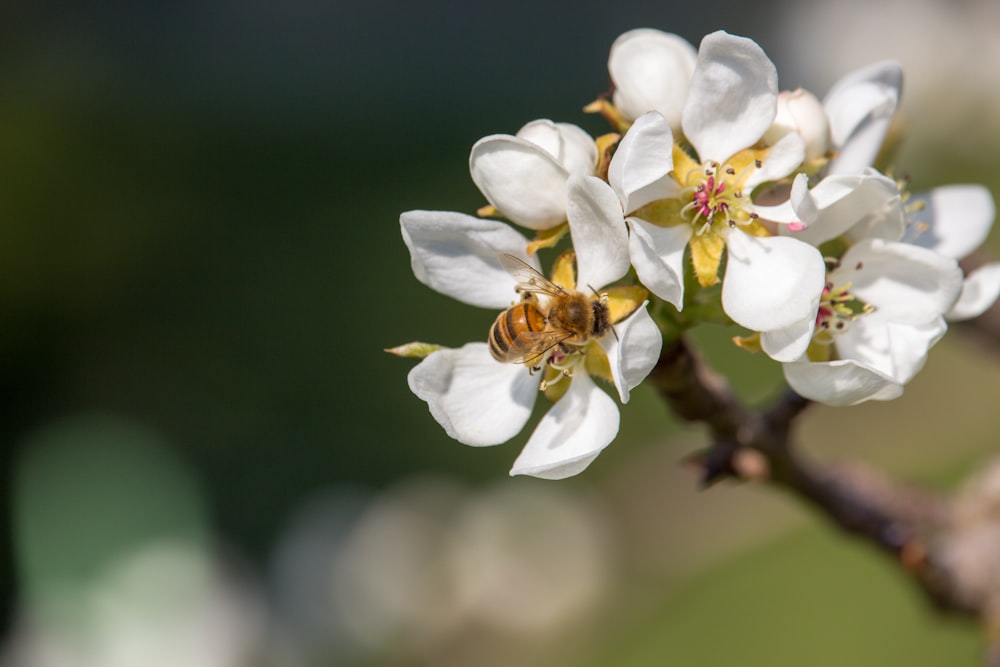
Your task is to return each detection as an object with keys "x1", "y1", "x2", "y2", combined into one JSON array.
[{"x1": 489, "y1": 300, "x2": 546, "y2": 362}]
